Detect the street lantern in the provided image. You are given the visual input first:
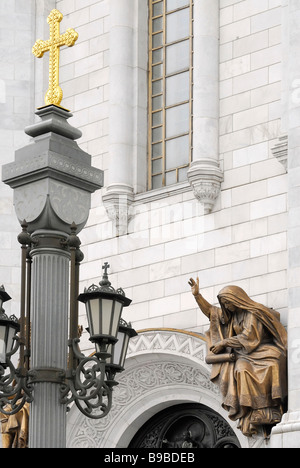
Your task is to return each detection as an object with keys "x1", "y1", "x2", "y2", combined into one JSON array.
[
  {"x1": 0, "y1": 286, "x2": 20, "y2": 366},
  {"x1": 61, "y1": 260, "x2": 136, "y2": 419},
  {"x1": 78, "y1": 263, "x2": 132, "y2": 349},
  {"x1": 105, "y1": 318, "x2": 137, "y2": 374},
  {"x1": 0, "y1": 219, "x2": 137, "y2": 421}
]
